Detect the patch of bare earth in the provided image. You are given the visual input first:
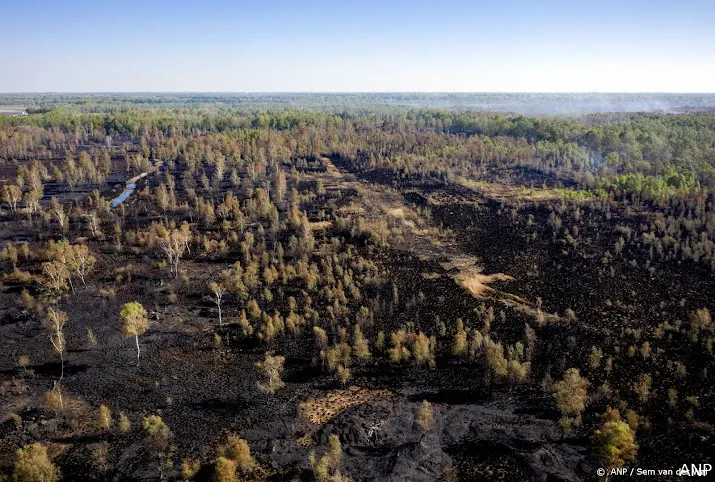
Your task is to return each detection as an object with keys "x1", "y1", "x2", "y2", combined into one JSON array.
[
  {"x1": 320, "y1": 158, "x2": 533, "y2": 309},
  {"x1": 296, "y1": 386, "x2": 395, "y2": 446}
]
